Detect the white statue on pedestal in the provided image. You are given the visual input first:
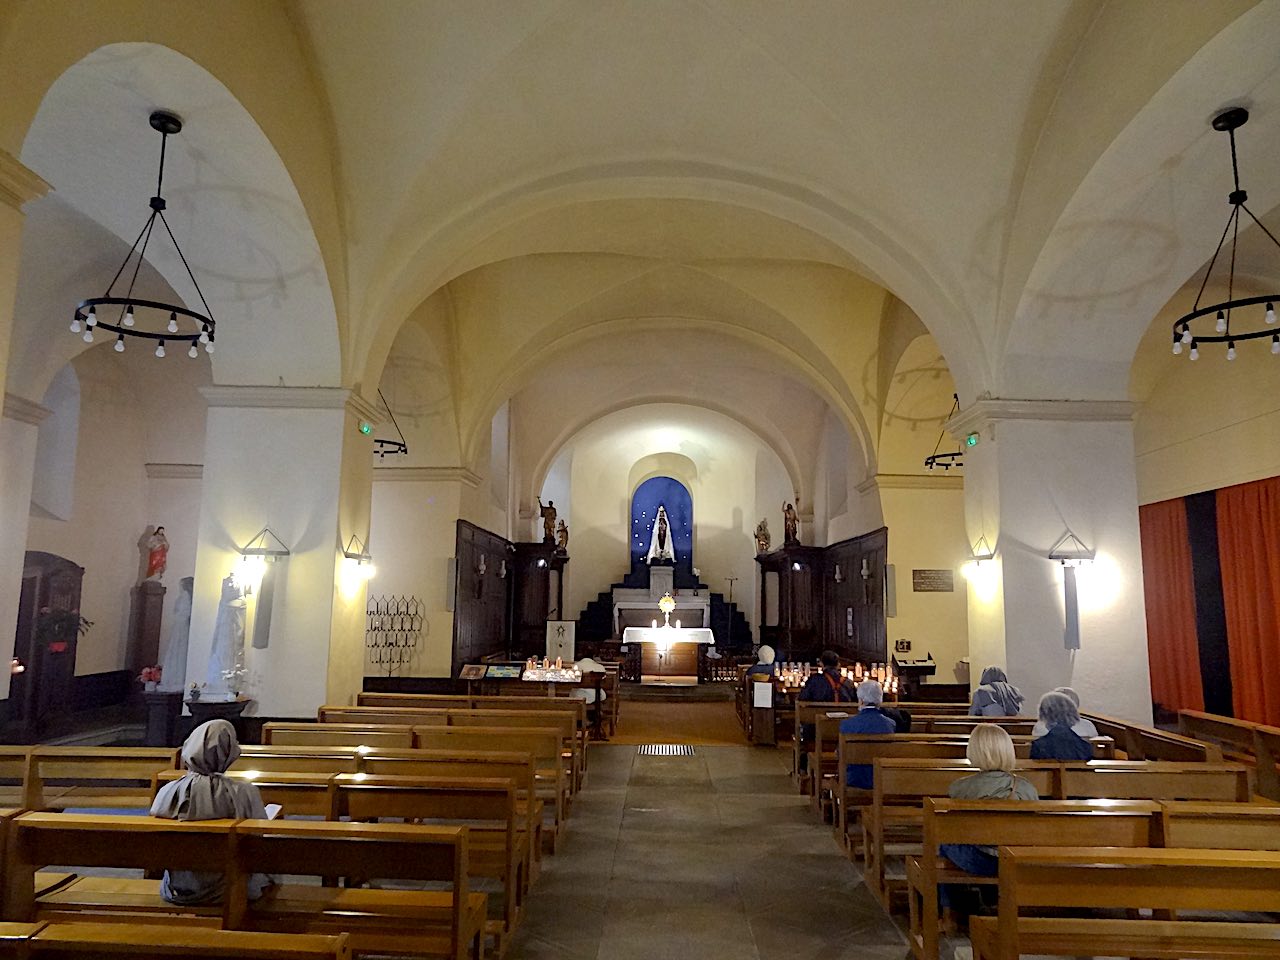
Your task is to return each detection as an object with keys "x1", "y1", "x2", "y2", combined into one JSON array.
[
  {"x1": 644, "y1": 504, "x2": 677, "y2": 564},
  {"x1": 204, "y1": 575, "x2": 247, "y2": 698}
]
